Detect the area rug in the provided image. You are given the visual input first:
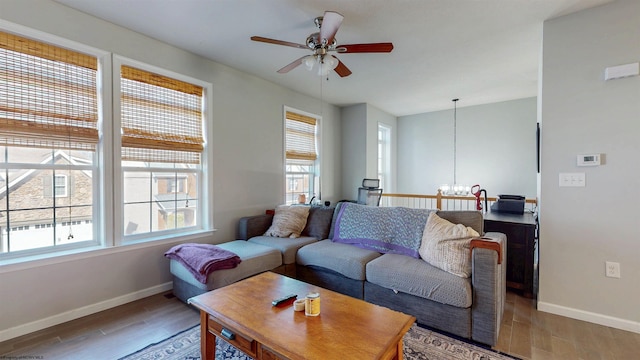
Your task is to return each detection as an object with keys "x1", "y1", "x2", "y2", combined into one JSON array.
[{"x1": 120, "y1": 324, "x2": 518, "y2": 360}]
